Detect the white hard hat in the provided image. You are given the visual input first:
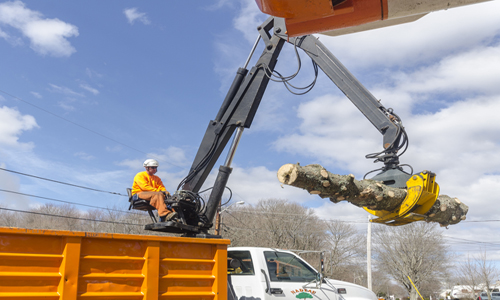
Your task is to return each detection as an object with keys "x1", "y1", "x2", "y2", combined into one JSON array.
[{"x1": 143, "y1": 159, "x2": 159, "y2": 167}]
